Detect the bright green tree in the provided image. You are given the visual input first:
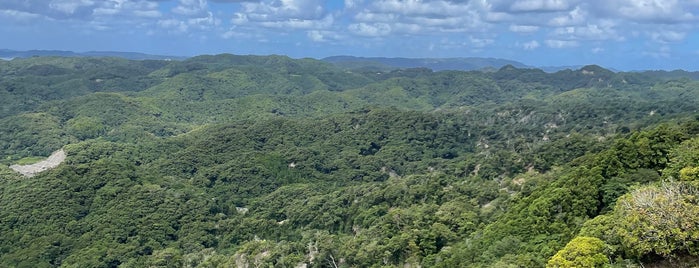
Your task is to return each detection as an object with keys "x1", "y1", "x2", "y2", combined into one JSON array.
[{"x1": 547, "y1": 236, "x2": 609, "y2": 268}]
